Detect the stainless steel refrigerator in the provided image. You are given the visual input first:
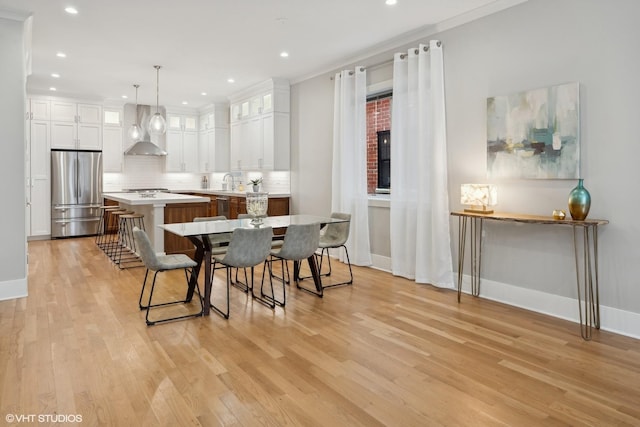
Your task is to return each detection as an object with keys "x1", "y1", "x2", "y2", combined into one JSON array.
[{"x1": 51, "y1": 149, "x2": 103, "y2": 238}]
